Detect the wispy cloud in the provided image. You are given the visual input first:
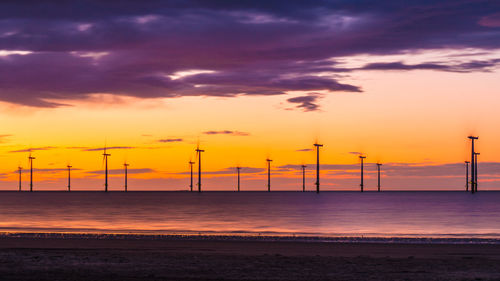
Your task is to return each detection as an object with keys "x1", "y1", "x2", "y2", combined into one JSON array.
[
  {"x1": 203, "y1": 130, "x2": 250, "y2": 136},
  {"x1": 158, "y1": 138, "x2": 183, "y2": 143},
  {"x1": 9, "y1": 146, "x2": 57, "y2": 153},
  {"x1": 0, "y1": 134, "x2": 12, "y2": 143},
  {"x1": 296, "y1": 148, "x2": 313, "y2": 152},
  {"x1": 177, "y1": 166, "x2": 265, "y2": 175},
  {"x1": 15, "y1": 168, "x2": 82, "y2": 173},
  {"x1": 83, "y1": 146, "x2": 135, "y2": 152},
  {"x1": 86, "y1": 168, "x2": 154, "y2": 175},
  {"x1": 287, "y1": 92, "x2": 324, "y2": 112}
]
